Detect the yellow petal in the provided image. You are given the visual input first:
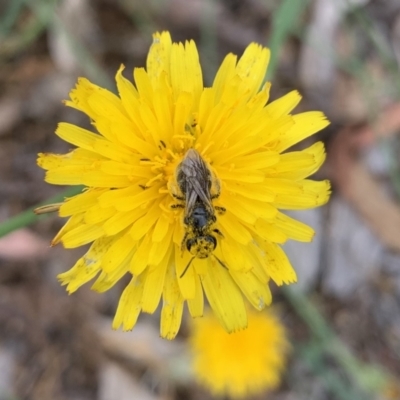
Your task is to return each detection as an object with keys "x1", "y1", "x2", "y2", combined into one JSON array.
[
  {"x1": 270, "y1": 142, "x2": 326, "y2": 181},
  {"x1": 201, "y1": 260, "x2": 247, "y2": 332},
  {"x1": 243, "y1": 243, "x2": 270, "y2": 284},
  {"x1": 199, "y1": 100, "x2": 250, "y2": 151},
  {"x1": 115, "y1": 64, "x2": 139, "y2": 120},
  {"x1": 112, "y1": 272, "x2": 146, "y2": 331},
  {"x1": 91, "y1": 136, "x2": 138, "y2": 163},
  {"x1": 160, "y1": 262, "x2": 184, "y2": 340},
  {"x1": 273, "y1": 180, "x2": 331, "y2": 210},
  {"x1": 219, "y1": 194, "x2": 257, "y2": 224},
  {"x1": 265, "y1": 90, "x2": 301, "y2": 117},
  {"x1": 87, "y1": 90, "x2": 130, "y2": 134},
  {"x1": 173, "y1": 91, "x2": 193, "y2": 140},
  {"x1": 91, "y1": 258, "x2": 130, "y2": 292},
  {"x1": 187, "y1": 273, "x2": 204, "y2": 317},
  {"x1": 274, "y1": 212, "x2": 315, "y2": 242},
  {"x1": 84, "y1": 205, "x2": 116, "y2": 225},
  {"x1": 193, "y1": 257, "x2": 209, "y2": 276},
  {"x1": 275, "y1": 111, "x2": 329, "y2": 152},
  {"x1": 148, "y1": 227, "x2": 174, "y2": 265},
  {"x1": 45, "y1": 168, "x2": 133, "y2": 187},
  {"x1": 201, "y1": 101, "x2": 232, "y2": 147},
  {"x1": 236, "y1": 43, "x2": 270, "y2": 99},
  {"x1": 153, "y1": 83, "x2": 174, "y2": 140},
  {"x1": 102, "y1": 208, "x2": 144, "y2": 236},
  {"x1": 212, "y1": 115, "x2": 294, "y2": 163},
  {"x1": 152, "y1": 213, "x2": 171, "y2": 242},
  {"x1": 224, "y1": 181, "x2": 275, "y2": 202},
  {"x1": 253, "y1": 219, "x2": 287, "y2": 244},
  {"x1": 222, "y1": 194, "x2": 277, "y2": 222},
  {"x1": 101, "y1": 233, "x2": 135, "y2": 273},
  {"x1": 55, "y1": 122, "x2": 98, "y2": 150},
  {"x1": 218, "y1": 212, "x2": 252, "y2": 244},
  {"x1": 57, "y1": 237, "x2": 114, "y2": 292},
  {"x1": 59, "y1": 188, "x2": 105, "y2": 217},
  {"x1": 52, "y1": 213, "x2": 83, "y2": 246},
  {"x1": 147, "y1": 31, "x2": 172, "y2": 86},
  {"x1": 98, "y1": 186, "x2": 140, "y2": 207},
  {"x1": 220, "y1": 238, "x2": 254, "y2": 273},
  {"x1": 129, "y1": 201, "x2": 162, "y2": 240},
  {"x1": 37, "y1": 149, "x2": 104, "y2": 171},
  {"x1": 115, "y1": 185, "x2": 163, "y2": 212},
  {"x1": 173, "y1": 219, "x2": 185, "y2": 246},
  {"x1": 130, "y1": 234, "x2": 152, "y2": 276},
  {"x1": 216, "y1": 167, "x2": 264, "y2": 183},
  {"x1": 139, "y1": 102, "x2": 165, "y2": 148},
  {"x1": 170, "y1": 40, "x2": 202, "y2": 102},
  {"x1": 141, "y1": 246, "x2": 171, "y2": 313},
  {"x1": 61, "y1": 223, "x2": 104, "y2": 248},
  {"x1": 198, "y1": 88, "x2": 215, "y2": 133},
  {"x1": 212, "y1": 53, "x2": 237, "y2": 102},
  {"x1": 230, "y1": 270, "x2": 272, "y2": 310},
  {"x1": 99, "y1": 160, "x2": 152, "y2": 178},
  {"x1": 134, "y1": 67, "x2": 153, "y2": 106},
  {"x1": 175, "y1": 246, "x2": 196, "y2": 299},
  {"x1": 65, "y1": 77, "x2": 100, "y2": 119},
  {"x1": 267, "y1": 142, "x2": 326, "y2": 177},
  {"x1": 262, "y1": 242, "x2": 297, "y2": 285},
  {"x1": 233, "y1": 151, "x2": 280, "y2": 170}
]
